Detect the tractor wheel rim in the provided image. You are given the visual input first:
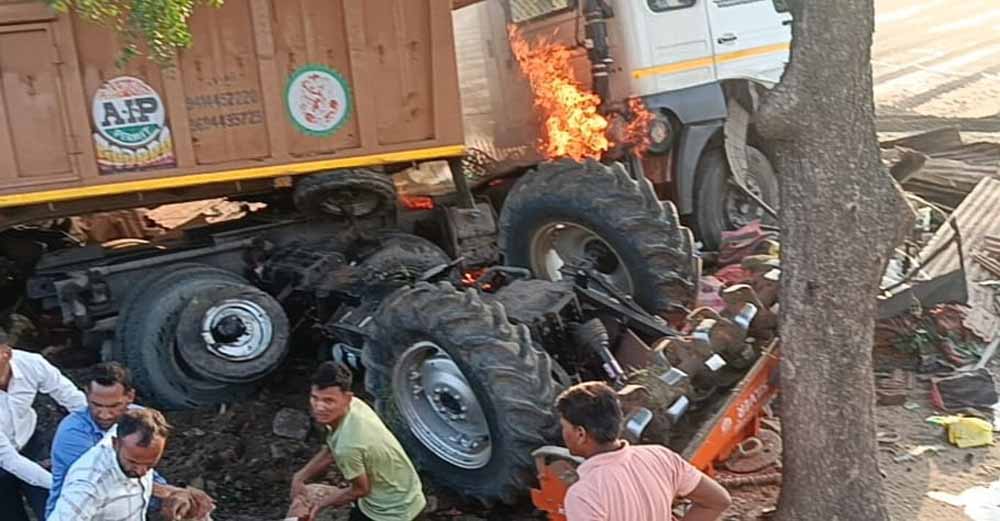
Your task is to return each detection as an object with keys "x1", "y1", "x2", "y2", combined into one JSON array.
[
  {"x1": 200, "y1": 299, "x2": 273, "y2": 361},
  {"x1": 393, "y1": 341, "x2": 492, "y2": 470},
  {"x1": 530, "y1": 222, "x2": 633, "y2": 296}
]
